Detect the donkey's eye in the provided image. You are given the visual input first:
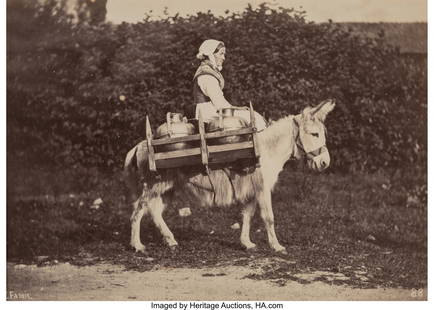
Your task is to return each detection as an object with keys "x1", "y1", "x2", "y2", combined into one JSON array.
[{"x1": 311, "y1": 133, "x2": 319, "y2": 138}]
